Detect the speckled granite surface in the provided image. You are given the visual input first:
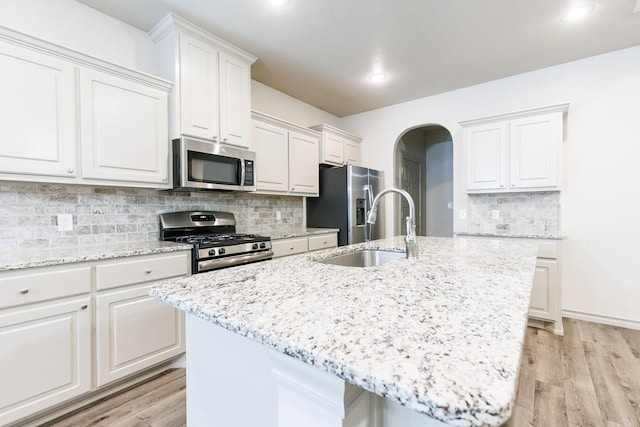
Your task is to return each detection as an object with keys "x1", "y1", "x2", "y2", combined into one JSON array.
[
  {"x1": 455, "y1": 231, "x2": 565, "y2": 240},
  {"x1": 267, "y1": 227, "x2": 339, "y2": 240},
  {"x1": 0, "y1": 241, "x2": 191, "y2": 272},
  {"x1": 150, "y1": 236, "x2": 538, "y2": 426}
]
